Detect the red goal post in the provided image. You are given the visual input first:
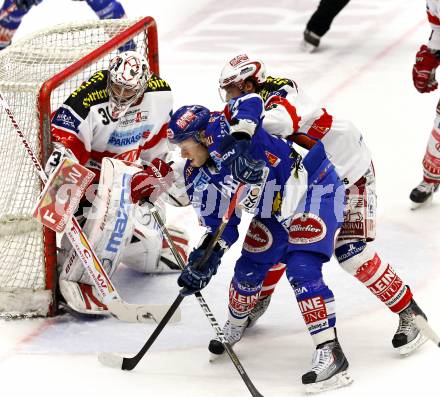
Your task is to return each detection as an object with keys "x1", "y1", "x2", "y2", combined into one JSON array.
[{"x1": 0, "y1": 16, "x2": 159, "y2": 318}]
